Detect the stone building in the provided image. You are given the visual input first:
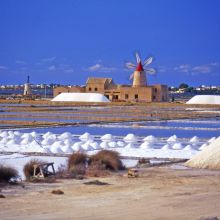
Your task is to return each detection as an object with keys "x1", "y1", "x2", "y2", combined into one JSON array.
[{"x1": 53, "y1": 77, "x2": 168, "y2": 102}]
